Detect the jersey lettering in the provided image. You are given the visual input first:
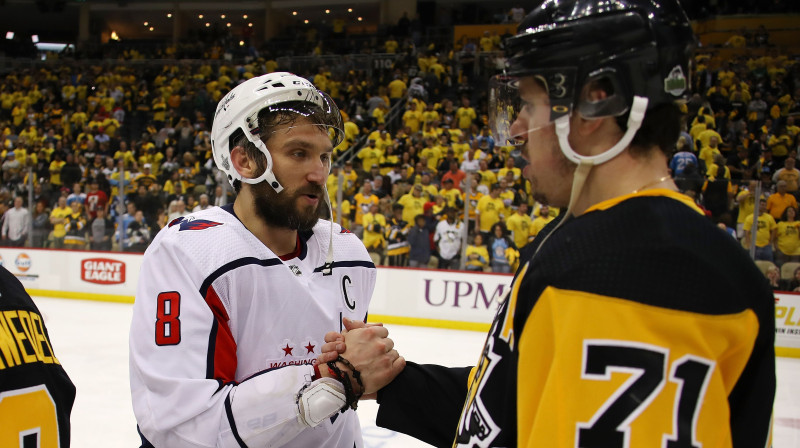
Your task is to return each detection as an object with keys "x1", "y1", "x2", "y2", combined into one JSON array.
[
  {"x1": 577, "y1": 341, "x2": 668, "y2": 447},
  {"x1": 577, "y1": 341, "x2": 715, "y2": 448},
  {"x1": 0, "y1": 310, "x2": 59, "y2": 368},
  {"x1": 155, "y1": 291, "x2": 181, "y2": 346},
  {"x1": 664, "y1": 356, "x2": 714, "y2": 448},
  {"x1": 341, "y1": 275, "x2": 356, "y2": 310}
]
